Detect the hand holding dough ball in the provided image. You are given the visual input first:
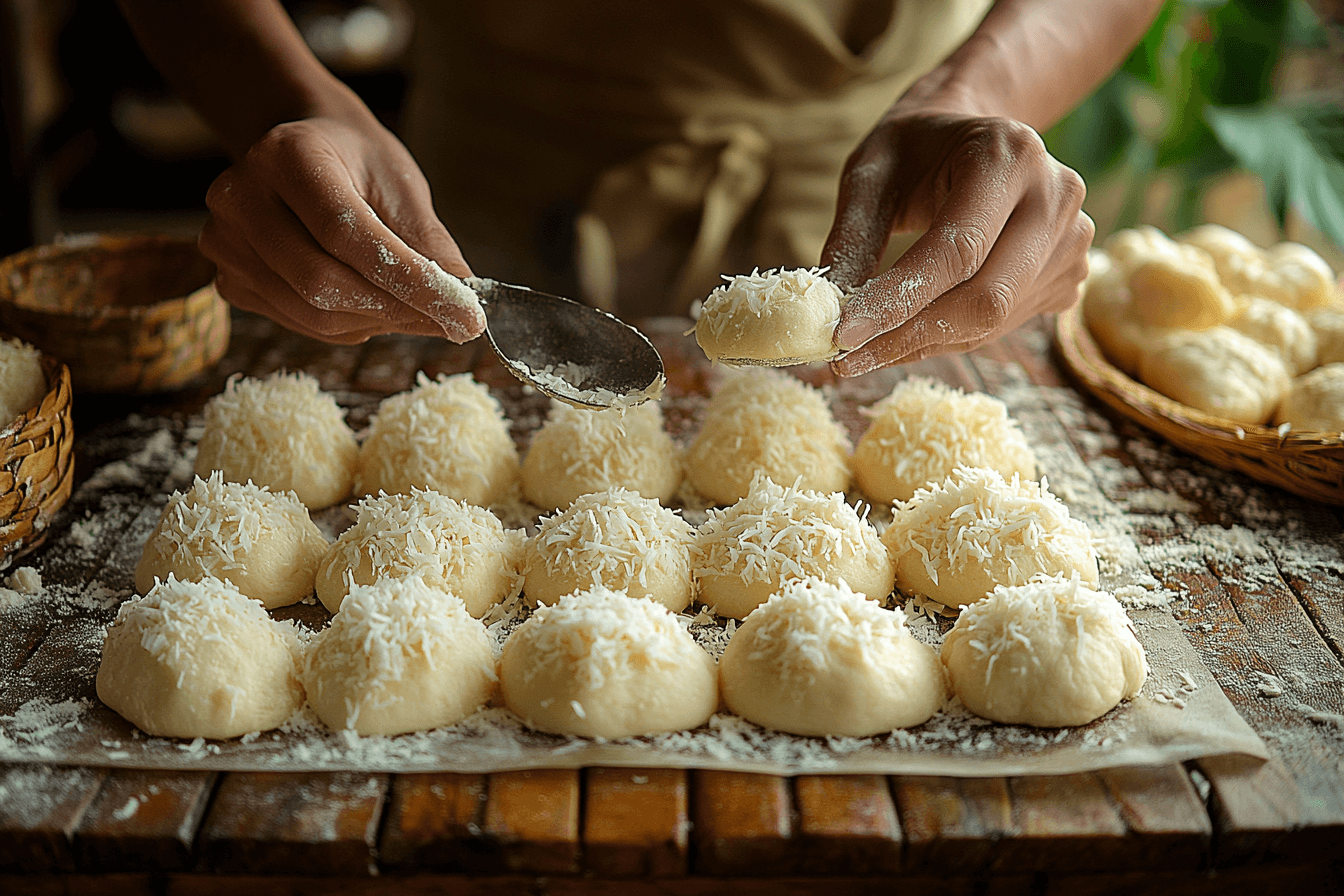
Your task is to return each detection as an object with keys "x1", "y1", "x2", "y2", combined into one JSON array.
[
  {"x1": 0, "y1": 337, "x2": 48, "y2": 427},
  {"x1": 96, "y1": 575, "x2": 305, "y2": 739},
  {"x1": 302, "y1": 574, "x2": 497, "y2": 736},
  {"x1": 355, "y1": 372, "x2": 519, "y2": 506},
  {"x1": 1274, "y1": 363, "x2": 1344, "y2": 433},
  {"x1": 522, "y1": 401, "x2": 681, "y2": 510},
  {"x1": 883, "y1": 466, "x2": 1098, "y2": 610},
  {"x1": 685, "y1": 369, "x2": 850, "y2": 504},
  {"x1": 136, "y1": 473, "x2": 328, "y2": 609},
  {"x1": 719, "y1": 577, "x2": 944, "y2": 737},
  {"x1": 941, "y1": 575, "x2": 1147, "y2": 727},
  {"x1": 315, "y1": 489, "x2": 524, "y2": 616},
  {"x1": 1137, "y1": 327, "x2": 1290, "y2": 424},
  {"x1": 694, "y1": 267, "x2": 843, "y2": 366},
  {"x1": 1228, "y1": 297, "x2": 1319, "y2": 375},
  {"x1": 1127, "y1": 254, "x2": 1236, "y2": 330},
  {"x1": 499, "y1": 585, "x2": 718, "y2": 739},
  {"x1": 195, "y1": 371, "x2": 357, "y2": 510},
  {"x1": 852, "y1": 377, "x2": 1037, "y2": 504},
  {"x1": 692, "y1": 473, "x2": 893, "y2": 619},
  {"x1": 526, "y1": 488, "x2": 695, "y2": 611}
]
